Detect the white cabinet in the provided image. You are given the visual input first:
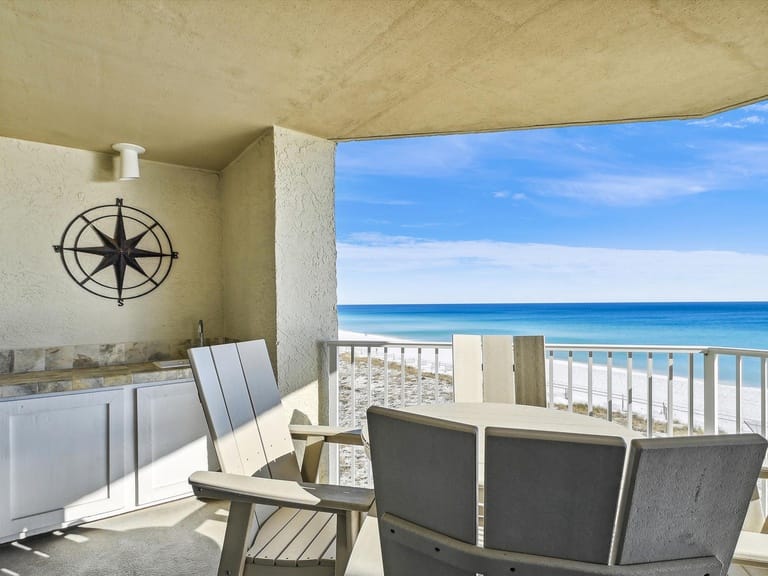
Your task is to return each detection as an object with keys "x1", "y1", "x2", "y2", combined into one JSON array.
[
  {"x1": 136, "y1": 381, "x2": 209, "y2": 505},
  {"x1": 0, "y1": 379, "x2": 211, "y2": 543},
  {"x1": 0, "y1": 389, "x2": 126, "y2": 540}
]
